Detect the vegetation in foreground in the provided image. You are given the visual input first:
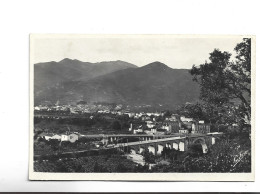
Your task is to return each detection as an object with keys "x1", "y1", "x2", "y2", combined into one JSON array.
[
  {"x1": 34, "y1": 132, "x2": 251, "y2": 173},
  {"x1": 150, "y1": 132, "x2": 251, "y2": 172},
  {"x1": 34, "y1": 149, "x2": 147, "y2": 173}
]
